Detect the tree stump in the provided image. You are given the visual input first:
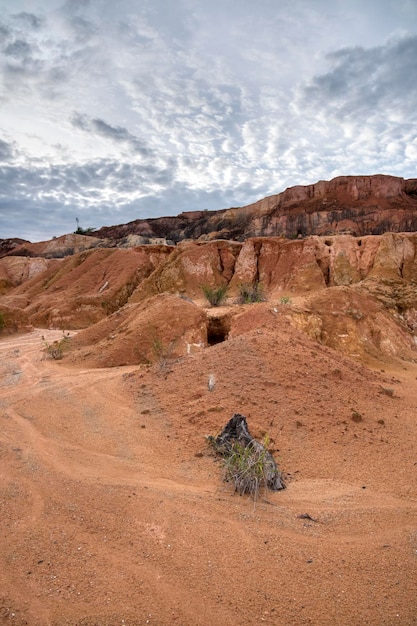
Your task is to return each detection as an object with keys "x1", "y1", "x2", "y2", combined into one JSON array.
[{"x1": 210, "y1": 413, "x2": 285, "y2": 494}]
